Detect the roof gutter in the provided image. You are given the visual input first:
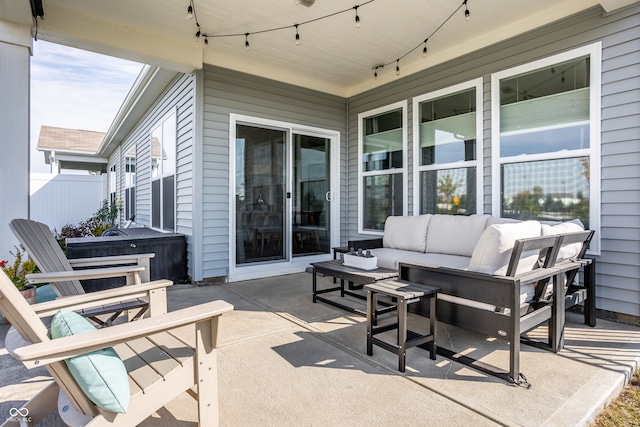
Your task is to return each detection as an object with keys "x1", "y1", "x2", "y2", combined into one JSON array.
[{"x1": 97, "y1": 64, "x2": 161, "y2": 157}]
